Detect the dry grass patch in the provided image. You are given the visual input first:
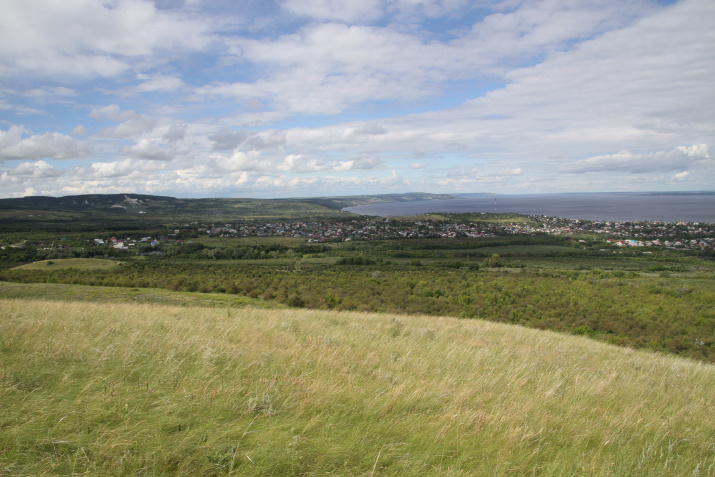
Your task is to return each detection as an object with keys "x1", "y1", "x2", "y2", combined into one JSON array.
[{"x1": 1, "y1": 299, "x2": 713, "y2": 476}]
